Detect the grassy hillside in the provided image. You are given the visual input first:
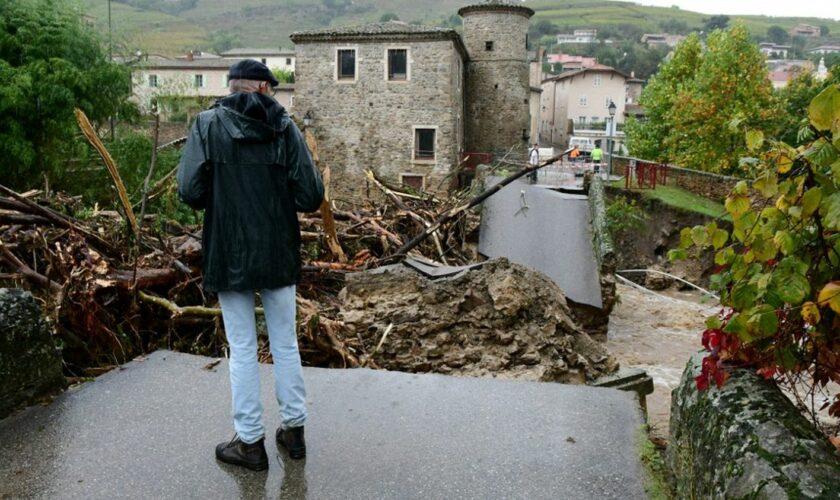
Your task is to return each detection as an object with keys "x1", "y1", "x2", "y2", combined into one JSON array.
[
  {"x1": 529, "y1": 1, "x2": 840, "y2": 37},
  {"x1": 80, "y1": 0, "x2": 840, "y2": 56}
]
